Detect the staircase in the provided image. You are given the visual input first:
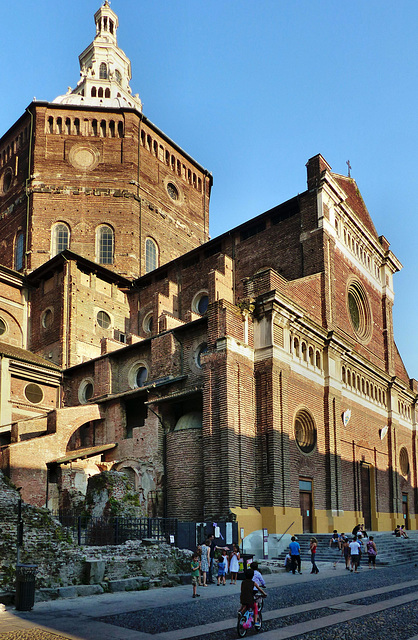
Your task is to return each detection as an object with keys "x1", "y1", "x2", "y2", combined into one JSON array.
[{"x1": 274, "y1": 531, "x2": 418, "y2": 567}]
